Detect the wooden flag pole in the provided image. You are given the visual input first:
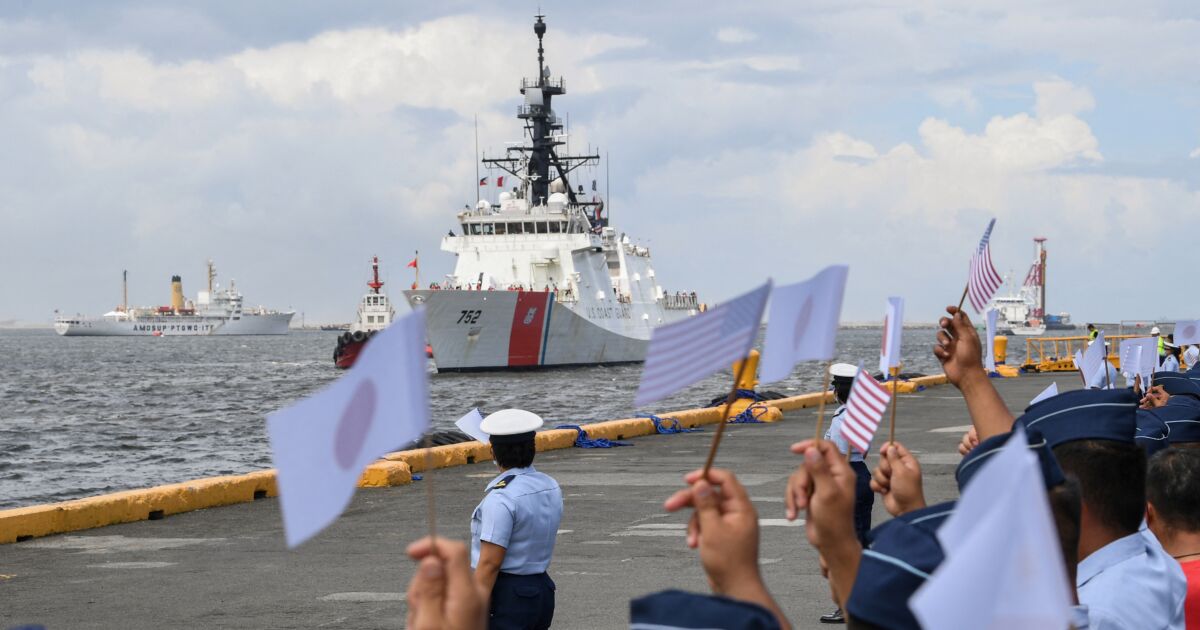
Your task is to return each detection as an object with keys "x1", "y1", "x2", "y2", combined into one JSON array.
[
  {"x1": 955, "y1": 284, "x2": 970, "y2": 313},
  {"x1": 812, "y1": 361, "x2": 834, "y2": 443},
  {"x1": 423, "y1": 436, "x2": 438, "y2": 554},
  {"x1": 701, "y1": 355, "x2": 755, "y2": 479},
  {"x1": 888, "y1": 364, "x2": 901, "y2": 445}
]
